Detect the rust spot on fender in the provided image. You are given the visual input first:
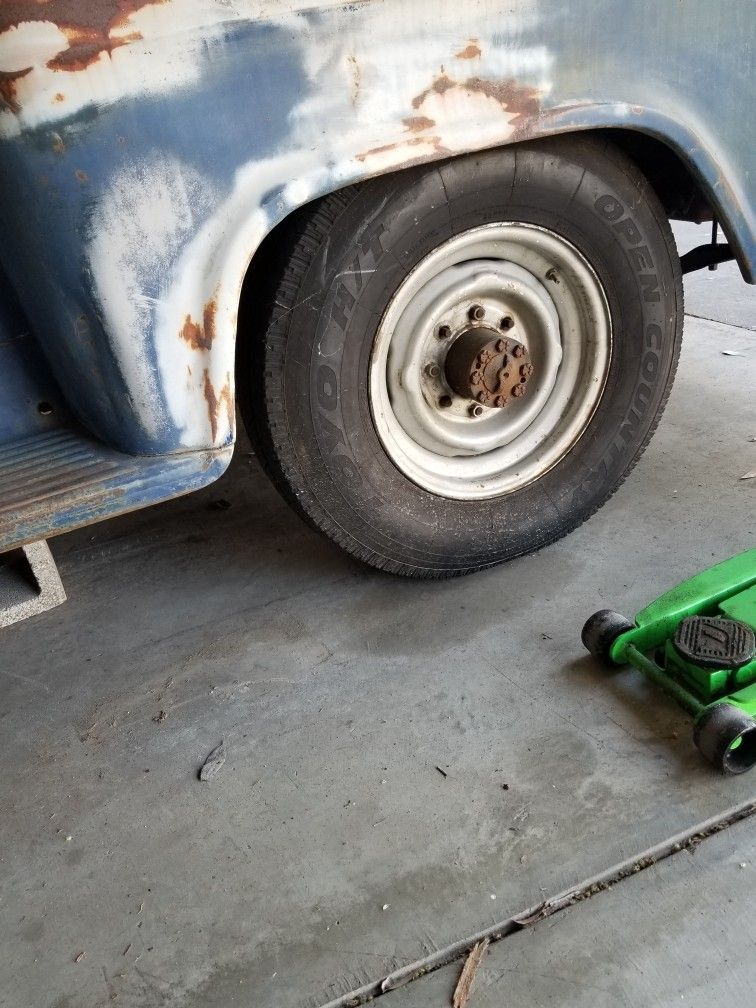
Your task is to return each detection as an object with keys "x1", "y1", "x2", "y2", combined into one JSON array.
[
  {"x1": 0, "y1": 0, "x2": 167, "y2": 82},
  {"x1": 358, "y1": 72, "x2": 544, "y2": 179},
  {"x1": 75, "y1": 168, "x2": 88, "y2": 183},
  {"x1": 54, "y1": 92, "x2": 65, "y2": 102},
  {"x1": 450, "y1": 76, "x2": 541, "y2": 119},
  {"x1": 356, "y1": 135, "x2": 450, "y2": 163},
  {"x1": 355, "y1": 133, "x2": 452, "y2": 175},
  {"x1": 412, "y1": 73, "x2": 541, "y2": 126},
  {"x1": 357, "y1": 137, "x2": 423, "y2": 160},
  {"x1": 202, "y1": 370, "x2": 234, "y2": 444},
  {"x1": 403, "y1": 115, "x2": 436, "y2": 133},
  {"x1": 0, "y1": 67, "x2": 32, "y2": 113},
  {"x1": 182, "y1": 316, "x2": 203, "y2": 349},
  {"x1": 456, "y1": 40, "x2": 482, "y2": 60},
  {"x1": 412, "y1": 74, "x2": 457, "y2": 107},
  {"x1": 180, "y1": 297, "x2": 218, "y2": 352},
  {"x1": 48, "y1": 26, "x2": 142, "y2": 71}
]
